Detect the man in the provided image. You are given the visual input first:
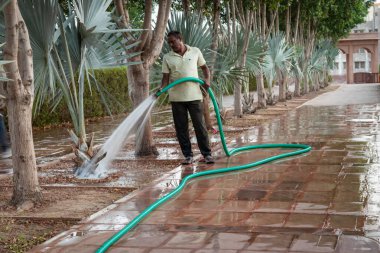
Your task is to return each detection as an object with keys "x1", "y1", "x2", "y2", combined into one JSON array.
[{"x1": 159, "y1": 31, "x2": 214, "y2": 165}]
